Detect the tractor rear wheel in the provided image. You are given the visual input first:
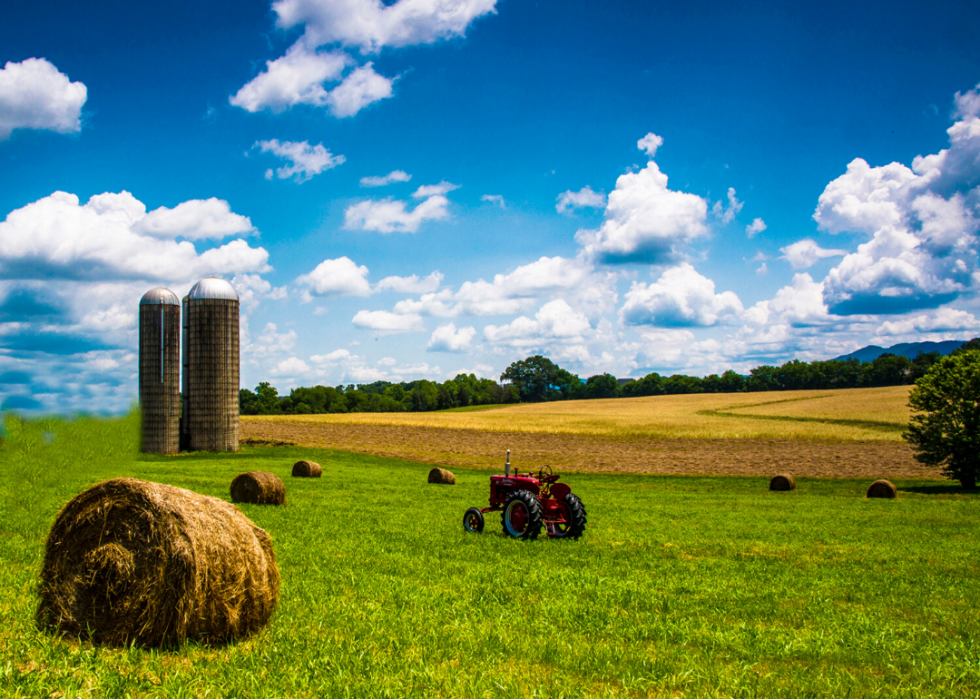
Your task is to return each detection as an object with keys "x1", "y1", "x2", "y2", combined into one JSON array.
[
  {"x1": 463, "y1": 507, "x2": 485, "y2": 533},
  {"x1": 501, "y1": 489, "x2": 543, "y2": 540},
  {"x1": 550, "y1": 493, "x2": 587, "y2": 540}
]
